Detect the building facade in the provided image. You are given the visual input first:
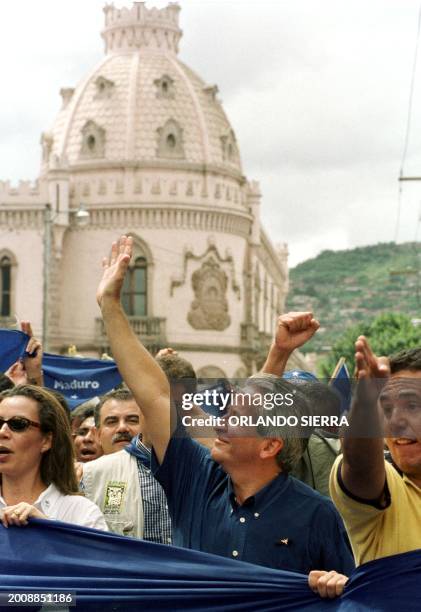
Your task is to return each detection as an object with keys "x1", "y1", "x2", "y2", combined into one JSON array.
[{"x1": 0, "y1": 2, "x2": 293, "y2": 377}]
